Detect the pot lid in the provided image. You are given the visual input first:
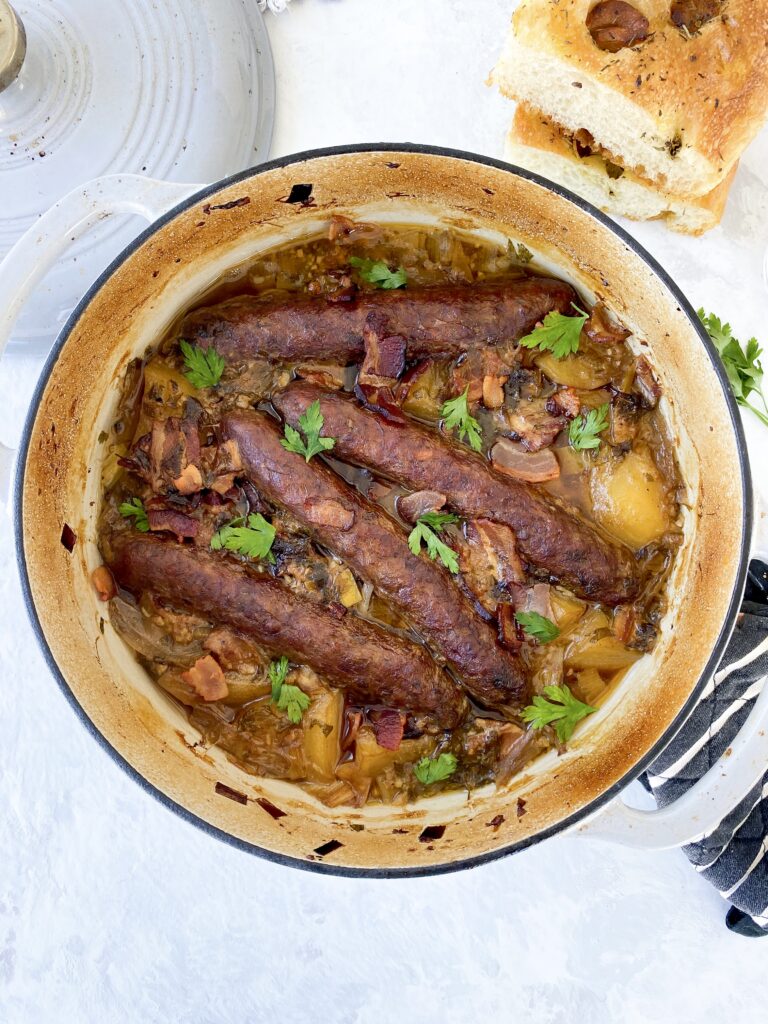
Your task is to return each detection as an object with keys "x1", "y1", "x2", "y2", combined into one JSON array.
[{"x1": 0, "y1": 0, "x2": 274, "y2": 346}]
